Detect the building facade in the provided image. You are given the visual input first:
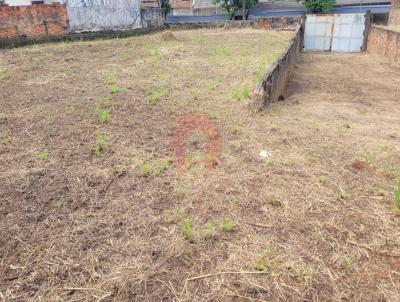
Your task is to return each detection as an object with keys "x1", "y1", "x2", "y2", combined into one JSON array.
[
  {"x1": 389, "y1": 0, "x2": 400, "y2": 25},
  {"x1": 3, "y1": 0, "x2": 62, "y2": 5}
]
